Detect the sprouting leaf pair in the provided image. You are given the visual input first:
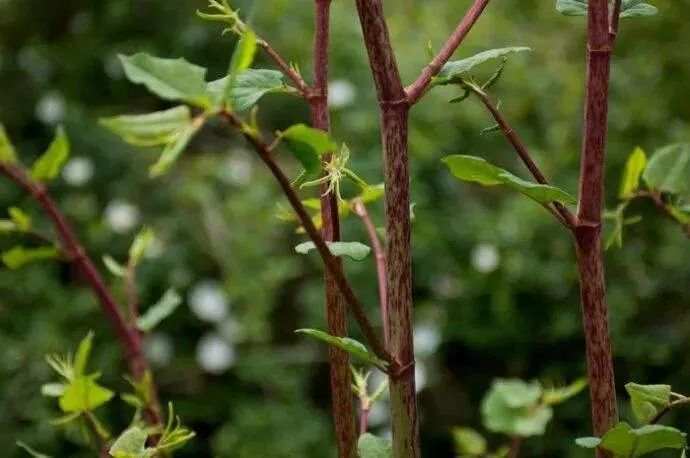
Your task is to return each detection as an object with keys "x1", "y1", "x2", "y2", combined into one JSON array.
[
  {"x1": 556, "y1": 0, "x2": 658, "y2": 18},
  {"x1": 1, "y1": 125, "x2": 68, "y2": 269}
]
